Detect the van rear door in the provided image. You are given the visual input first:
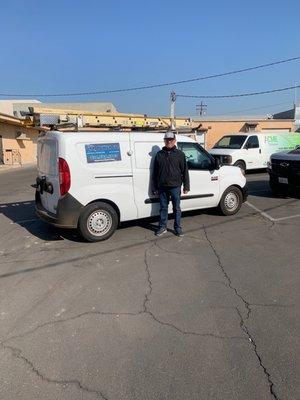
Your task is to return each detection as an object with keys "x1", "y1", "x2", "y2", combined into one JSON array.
[{"x1": 37, "y1": 135, "x2": 61, "y2": 214}]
